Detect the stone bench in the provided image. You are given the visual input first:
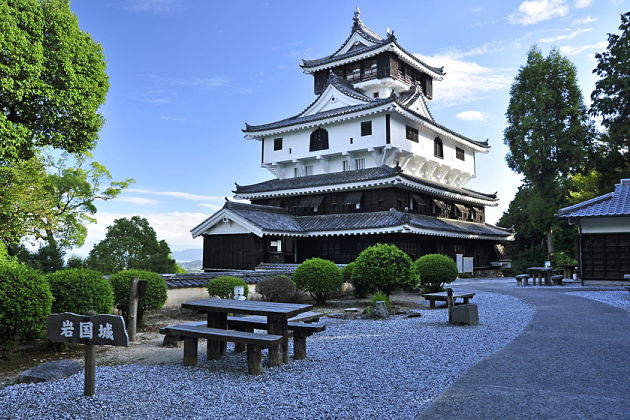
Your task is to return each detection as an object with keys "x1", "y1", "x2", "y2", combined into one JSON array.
[
  {"x1": 421, "y1": 291, "x2": 475, "y2": 308},
  {"x1": 515, "y1": 274, "x2": 530, "y2": 286},
  {"x1": 159, "y1": 324, "x2": 283, "y2": 375},
  {"x1": 551, "y1": 274, "x2": 564, "y2": 285}
]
